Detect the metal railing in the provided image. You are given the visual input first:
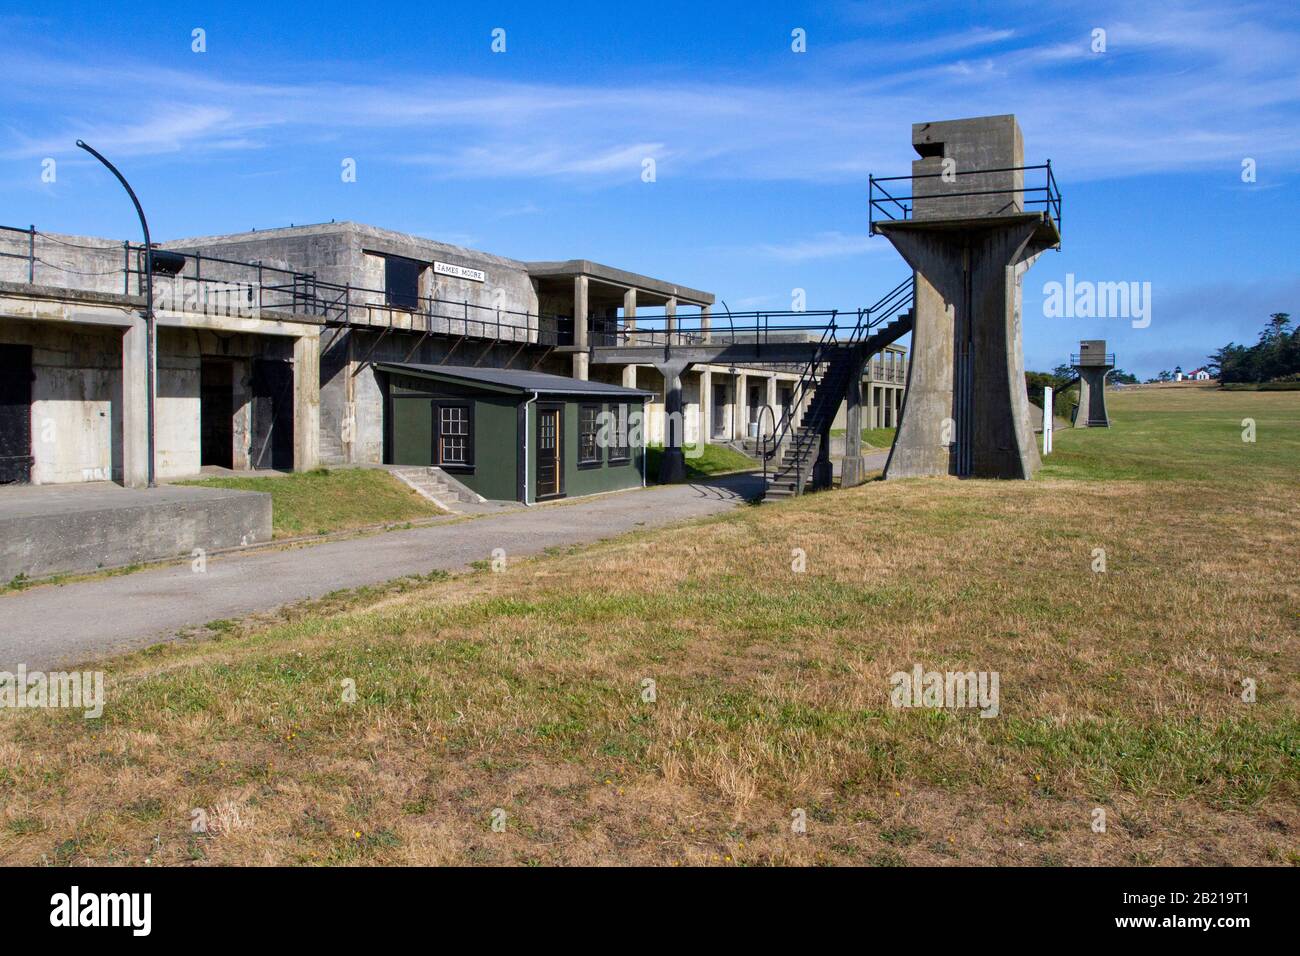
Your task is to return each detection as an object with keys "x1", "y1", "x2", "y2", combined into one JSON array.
[
  {"x1": 761, "y1": 276, "x2": 914, "y2": 493},
  {"x1": 1071, "y1": 352, "x2": 1116, "y2": 367},
  {"x1": 0, "y1": 224, "x2": 570, "y2": 349},
  {"x1": 599, "y1": 308, "x2": 849, "y2": 351},
  {"x1": 869, "y1": 162, "x2": 1061, "y2": 235}
]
